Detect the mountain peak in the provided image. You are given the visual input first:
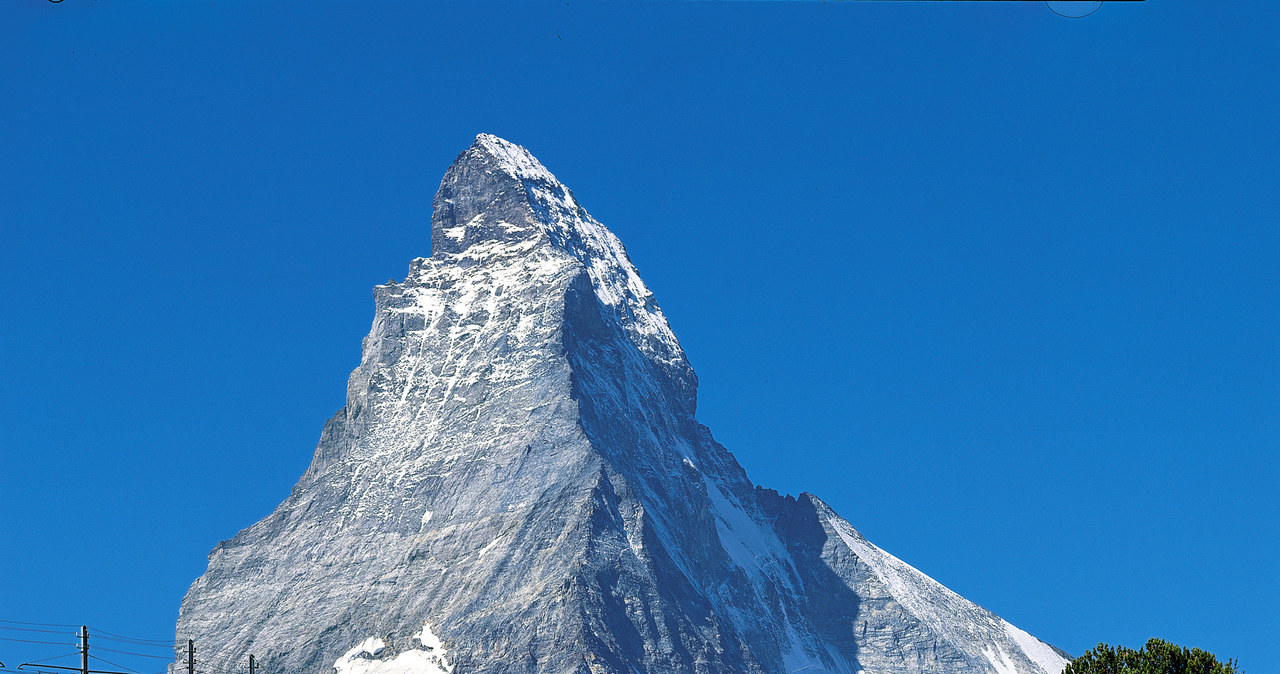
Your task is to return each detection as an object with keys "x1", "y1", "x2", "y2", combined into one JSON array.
[
  {"x1": 429, "y1": 133, "x2": 585, "y2": 256},
  {"x1": 429, "y1": 134, "x2": 698, "y2": 411},
  {"x1": 470, "y1": 133, "x2": 563, "y2": 185},
  {"x1": 174, "y1": 136, "x2": 1069, "y2": 674}
]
